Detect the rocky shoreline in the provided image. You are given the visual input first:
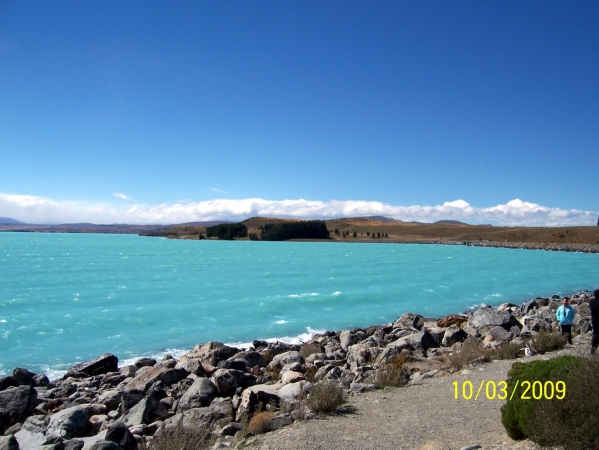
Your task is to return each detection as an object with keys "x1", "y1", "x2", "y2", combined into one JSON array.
[
  {"x1": 321, "y1": 238, "x2": 599, "y2": 253},
  {"x1": 0, "y1": 289, "x2": 596, "y2": 450}
]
